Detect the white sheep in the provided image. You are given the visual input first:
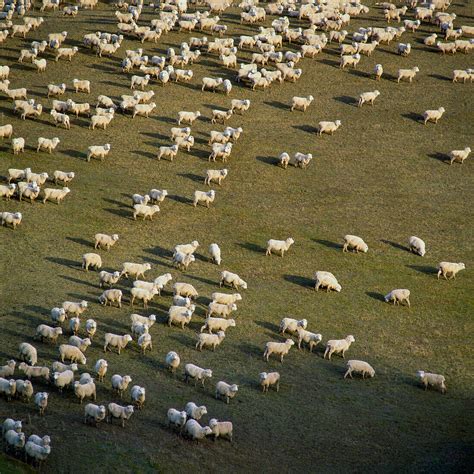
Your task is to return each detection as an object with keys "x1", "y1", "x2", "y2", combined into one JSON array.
[
  {"x1": 220, "y1": 270, "x2": 247, "y2": 290},
  {"x1": 317, "y1": 120, "x2": 342, "y2": 136},
  {"x1": 35, "y1": 324, "x2": 63, "y2": 343},
  {"x1": 185, "y1": 402, "x2": 207, "y2": 421},
  {"x1": 209, "y1": 143, "x2": 232, "y2": 162},
  {"x1": 266, "y1": 238, "x2": 295, "y2": 257},
  {"x1": 157, "y1": 144, "x2": 179, "y2": 161},
  {"x1": 107, "y1": 403, "x2": 134, "y2": 427},
  {"x1": 184, "y1": 363, "x2": 212, "y2": 386},
  {"x1": 231, "y1": 99, "x2": 251, "y2": 114},
  {"x1": 423, "y1": 107, "x2": 445, "y2": 124},
  {"x1": 59, "y1": 344, "x2": 86, "y2": 364},
  {"x1": 259, "y1": 372, "x2": 280, "y2": 393},
  {"x1": 374, "y1": 64, "x2": 383, "y2": 81},
  {"x1": 343, "y1": 235, "x2": 368, "y2": 253},
  {"x1": 74, "y1": 380, "x2": 96, "y2": 403},
  {"x1": 2, "y1": 419, "x2": 22, "y2": 437},
  {"x1": 449, "y1": 147, "x2": 471, "y2": 164},
  {"x1": 397, "y1": 43, "x2": 411, "y2": 56},
  {"x1": 16, "y1": 380, "x2": 34, "y2": 401},
  {"x1": 131, "y1": 385, "x2": 146, "y2": 409},
  {"x1": 314, "y1": 271, "x2": 341, "y2": 292},
  {"x1": 94, "y1": 233, "x2": 119, "y2": 250},
  {"x1": 202, "y1": 77, "x2": 223, "y2": 92},
  {"x1": 212, "y1": 109, "x2": 233, "y2": 124},
  {"x1": 12, "y1": 137, "x2": 25, "y2": 155},
  {"x1": 0, "y1": 123, "x2": 13, "y2": 139},
  {"x1": 397, "y1": 67, "x2": 420, "y2": 83},
  {"x1": 344, "y1": 360, "x2": 375, "y2": 379},
  {"x1": 196, "y1": 331, "x2": 226, "y2": 351},
  {"x1": 193, "y1": 190, "x2": 216, "y2": 208},
  {"x1": 437, "y1": 262, "x2": 465, "y2": 280},
  {"x1": 168, "y1": 307, "x2": 193, "y2": 329},
  {"x1": 201, "y1": 317, "x2": 236, "y2": 334},
  {"x1": 69, "y1": 317, "x2": 81, "y2": 336},
  {"x1": 324, "y1": 335, "x2": 356, "y2": 360},
  {"x1": 133, "y1": 204, "x2": 160, "y2": 220},
  {"x1": 52, "y1": 361, "x2": 78, "y2": 373},
  {"x1": 18, "y1": 342, "x2": 37, "y2": 365},
  {"x1": 408, "y1": 236, "x2": 426, "y2": 256},
  {"x1": 290, "y1": 95, "x2": 314, "y2": 112},
  {"x1": 0, "y1": 184, "x2": 16, "y2": 201},
  {"x1": 207, "y1": 301, "x2": 237, "y2": 318},
  {"x1": 209, "y1": 243, "x2": 222, "y2": 265},
  {"x1": 184, "y1": 419, "x2": 212, "y2": 440},
  {"x1": 90, "y1": 113, "x2": 114, "y2": 130},
  {"x1": 43, "y1": 187, "x2": 71, "y2": 204},
  {"x1": 340, "y1": 53, "x2": 361, "y2": 69},
  {"x1": 84, "y1": 403, "x2": 106, "y2": 425},
  {"x1": 174, "y1": 252, "x2": 195, "y2": 271},
  {"x1": 417, "y1": 371, "x2": 446, "y2": 393},
  {"x1": 121, "y1": 262, "x2": 151, "y2": 280},
  {"x1": 130, "y1": 288, "x2": 158, "y2": 308},
  {"x1": 452, "y1": 69, "x2": 473, "y2": 83},
  {"x1": 149, "y1": 189, "x2": 168, "y2": 203},
  {"x1": 132, "y1": 102, "x2": 156, "y2": 118},
  {"x1": 85, "y1": 319, "x2": 97, "y2": 339},
  {"x1": 37, "y1": 137, "x2": 60, "y2": 153},
  {"x1": 104, "y1": 333, "x2": 133, "y2": 354},
  {"x1": 173, "y1": 282, "x2": 198, "y2": 299},
  {"x1": 264, "y1": 339, "x2": 295, "y2": 363},
  {"x1": 0, "y1": 378, "x2": 16, "y2": 401},
  {"x1": 296, "y1": 327, "x2": 322, "y2": 352},
  {"x1": 99, "y1": 289, "x2": 123, "y2": 308},
  {"x1": 358, "y1": 90, "x2": 380, "y2": 107},
  {"x1": 167, "y1": 408, "x2": 187, "y2": 430},
  {"x1": 50, "y1": 110, "x2": 70, "y2": 129},
  {"x1": 25, "y1": 440, "x2": 50, "y2": 465},
  {"x1": 73, "y1": 78, "x2": 90, "y2": 93},
  {"x1": 1, "y1": 212, "x2": 22, "y2": 229},
  {"x1": 437, "y1": 41, "x2": 457, "y2": 55},
  {"x1": 385, "y1": 289, "x2": 411, "y2": 306},
  {"x1": 94, "y1": 359, "x2": 108, "y2": 382},
  {"x1": 215, "y1": 381, "x2": 239, "y2": 404},
  {"x1": 82, "y1": 253, "x2": 102, "y2": 271},
  {"x1": 87, "y1": 144, "x2": 111, "y2": 161},
  {"x1": 99, "y1": 271, "x2": 121, "y2": 288},
  {"x1": 0, "y1": 360, "x2": 16, "y2": 377},
  {"x1": 4, "y1": 429, "x2": 25, "y2": 453},
  {"x1": 111, "y1": 374, "x2": 132, "y2": 398},
  {"x1": 178, "y1": 110, "x2": 201, "y2": 125},
  {"x1": 35, "y1": 392, "x2": 49, "y2": 415}
]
